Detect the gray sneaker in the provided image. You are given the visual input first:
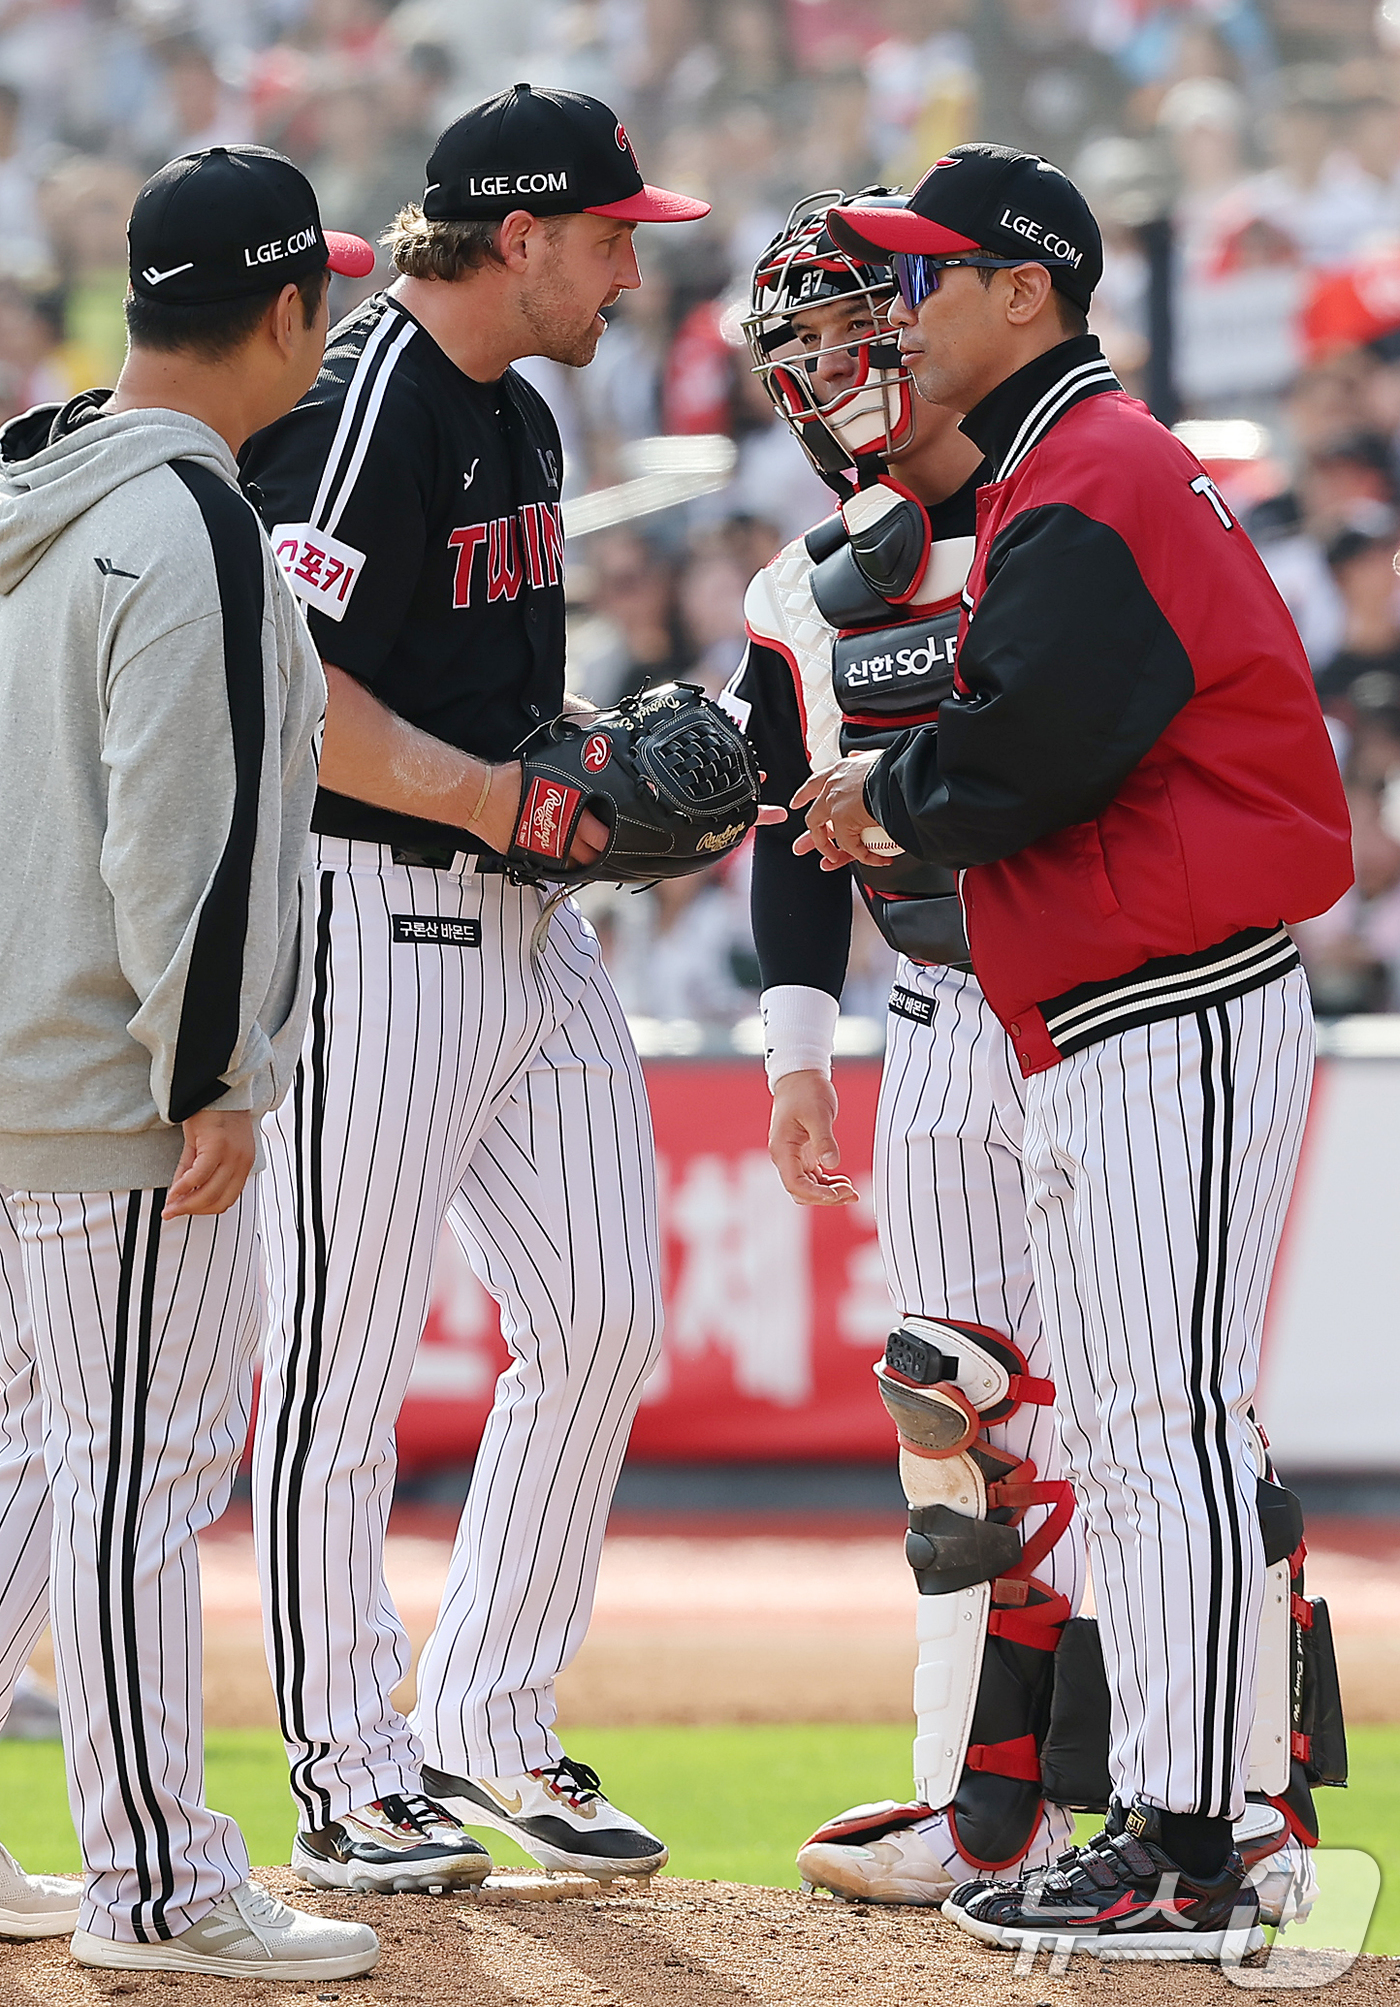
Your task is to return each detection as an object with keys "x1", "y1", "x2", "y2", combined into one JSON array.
[
  {"x1": 70, "y1": 1879, "x2": 379, "y2": 1979},
  {"x1": 0, "y1": 1840, "x2": 81, "y2": 1939}
]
